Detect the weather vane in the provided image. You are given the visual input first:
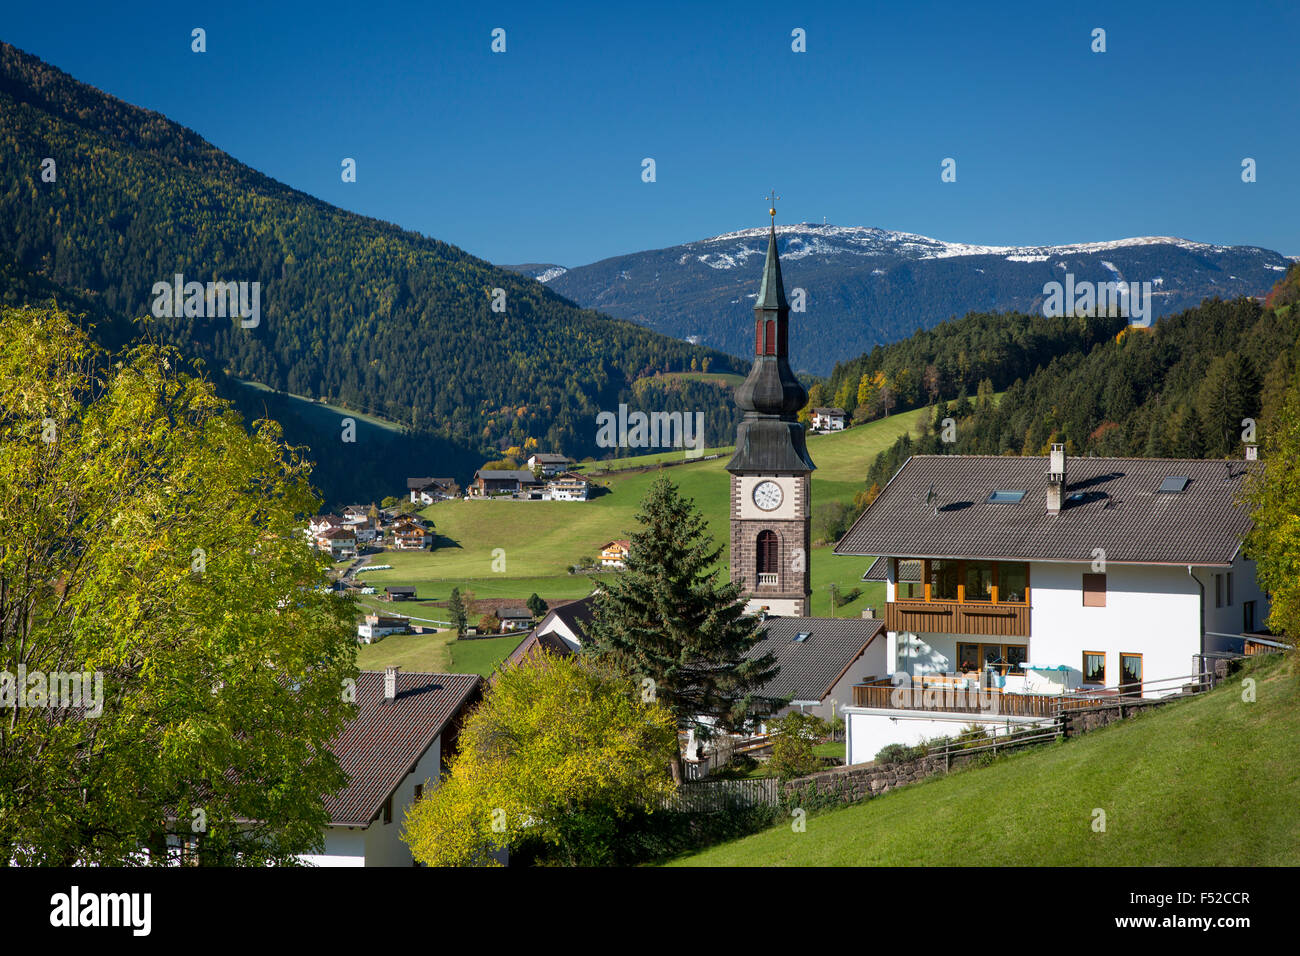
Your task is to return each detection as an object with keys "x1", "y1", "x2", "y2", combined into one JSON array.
[{"x1": 765, "y1": 189, "x2": 780, "y2": 221}]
